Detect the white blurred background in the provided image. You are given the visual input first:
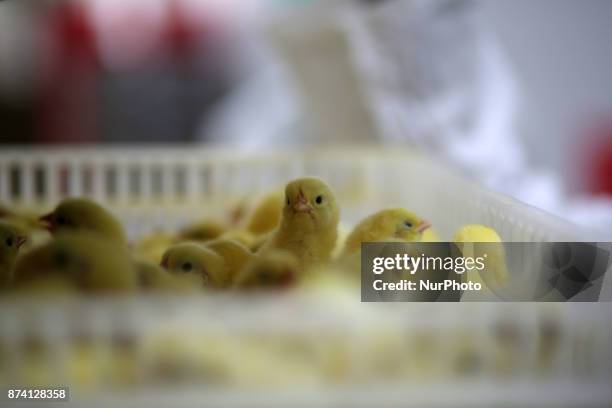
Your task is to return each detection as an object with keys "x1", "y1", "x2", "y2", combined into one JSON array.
[{"x1": 0, "y1": 0, "x2": 611, "y2": 235}]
